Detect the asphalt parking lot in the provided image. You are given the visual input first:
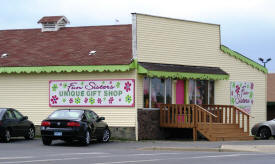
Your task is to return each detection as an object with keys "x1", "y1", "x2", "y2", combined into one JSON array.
[{"x1": 1, "y1": 139, "x2": 275, "y2": 164}]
